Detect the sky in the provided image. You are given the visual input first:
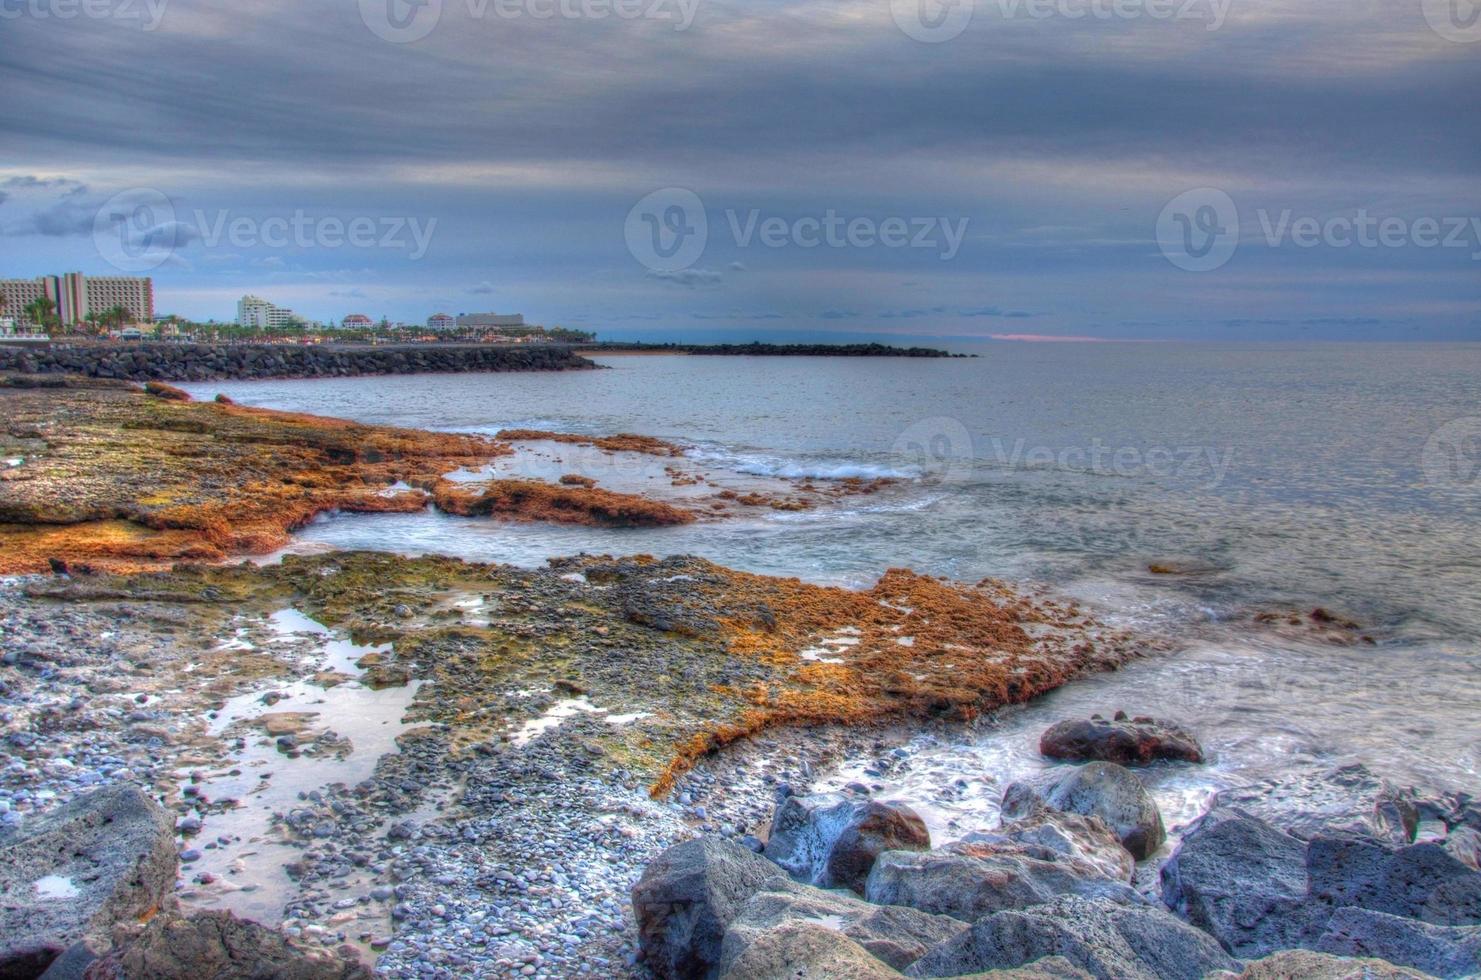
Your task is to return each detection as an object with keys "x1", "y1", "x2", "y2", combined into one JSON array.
[{"x1": 1, "y1": 0, "x2": 1478, "y2": 343}]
